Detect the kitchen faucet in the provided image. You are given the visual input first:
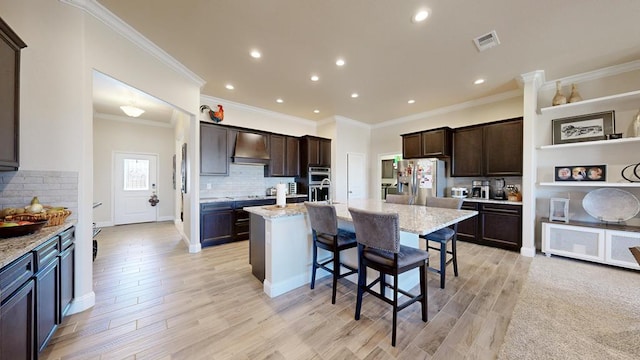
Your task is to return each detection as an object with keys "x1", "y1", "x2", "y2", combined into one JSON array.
[{"x1": 320, "y1": 178, "x2": 332, "y2": 204}]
